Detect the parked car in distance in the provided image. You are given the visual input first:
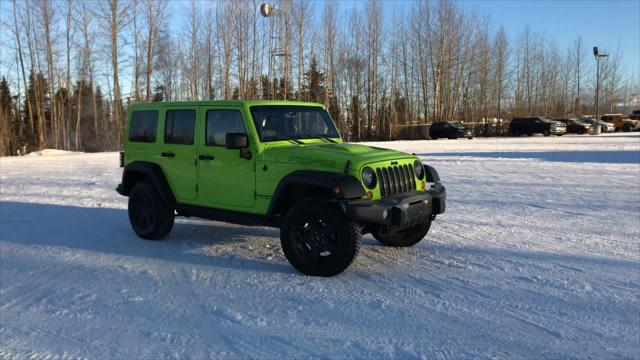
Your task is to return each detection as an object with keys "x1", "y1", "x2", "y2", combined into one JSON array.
[
  {"x1": 601, "y1": 114, "x2": 640, "y2": 132},
  {"x1": 510, "y1": 117, "x2": 566, "y2": 136},
  {"x1": 429, "y1": 122, "x2": 474, "y2": 139},
  {"x1": 581, "y1": 117, "x2": 615, "y2": 133},
  {"x1": 627, "y1": 110, "x2": 640, "y2": 120},
  {"x1": 554, "y1": 118, "x2": 592, "y2": 134}
]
